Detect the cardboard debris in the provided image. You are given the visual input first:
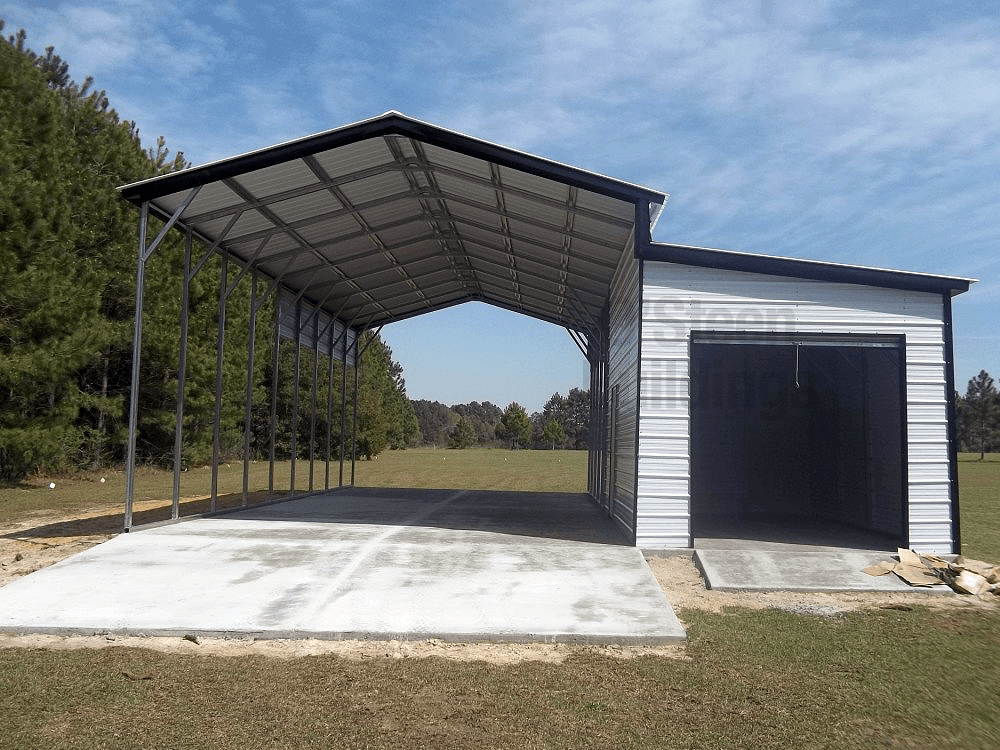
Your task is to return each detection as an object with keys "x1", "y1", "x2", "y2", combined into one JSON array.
[
  {"x1": 862, "y1": 548, "x2": 1000, "y2": 596},
  {"x1": 950, "y1": 570, "x2": 991, "y2": 597}
]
